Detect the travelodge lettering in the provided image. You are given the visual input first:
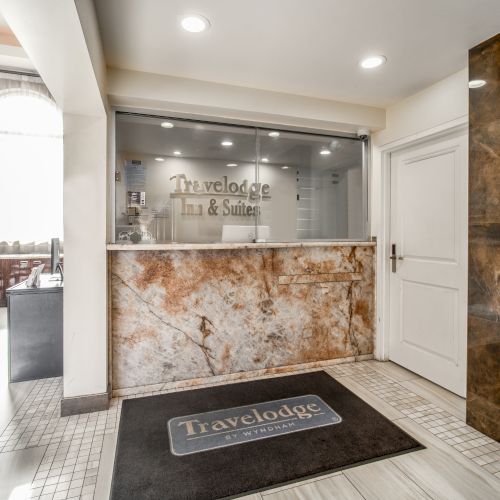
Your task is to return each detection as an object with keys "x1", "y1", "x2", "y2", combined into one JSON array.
[
  {"x1": 168, "y1": 395, "x2": 342, "y2": 456},
  {"x1": 178, "y1": 401, "x2": 322, "y2": 436},
  {"x1": 169, "y1": 174, "x2": 271, "y2": 216}
]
